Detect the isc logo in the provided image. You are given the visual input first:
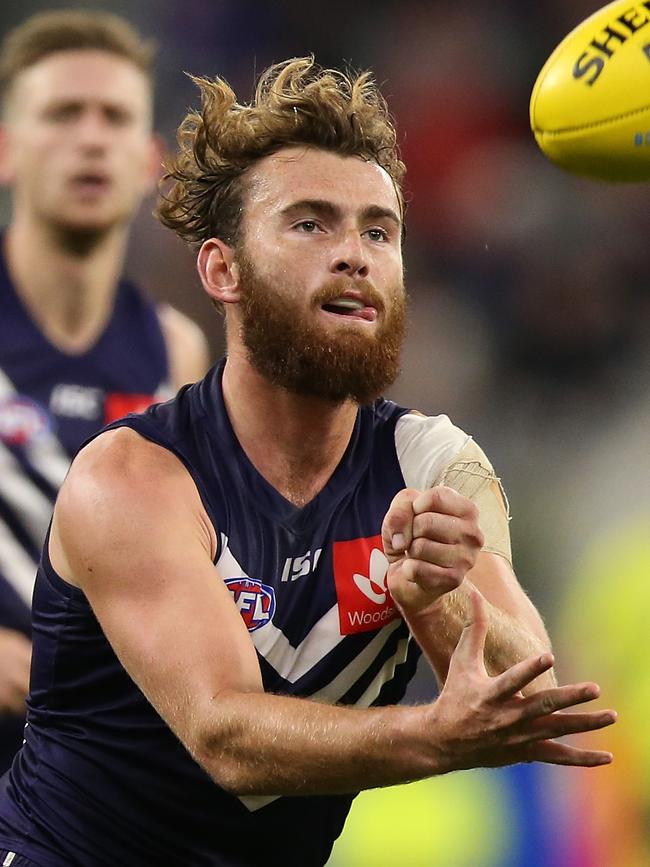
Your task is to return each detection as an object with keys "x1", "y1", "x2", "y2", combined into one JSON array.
[
  {"x1": 280, "y1": 548, "x2": 322, "y2": 582},
  {"x1": 224, "y1": 577, "x2": 276, "y2": 632}
]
